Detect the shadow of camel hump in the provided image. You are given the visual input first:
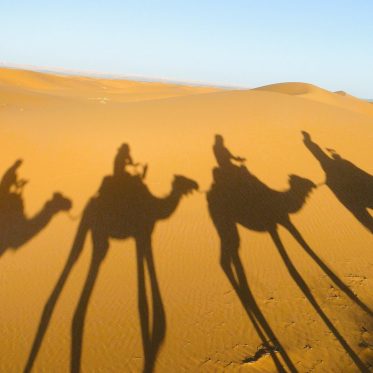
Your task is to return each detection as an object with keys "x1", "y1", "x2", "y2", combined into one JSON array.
[
  {"x1": 0, "y1": 159, "x2": 72, "y2": 256},
  {"x1": 24, "y1": 144, "x2": 198, "y2": 373},
  {"x1": 207, "y1": 135, "x2": 370, "y2": 372},
  {"x1": 302, "y1": 131, "x2": 373, "y2": 233}
]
